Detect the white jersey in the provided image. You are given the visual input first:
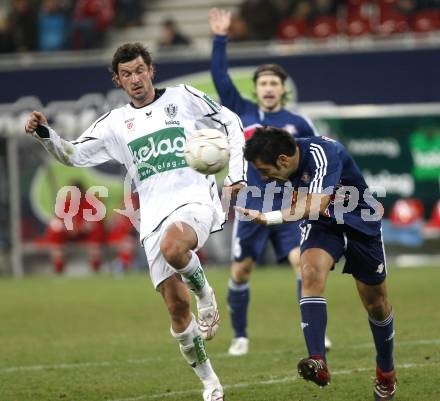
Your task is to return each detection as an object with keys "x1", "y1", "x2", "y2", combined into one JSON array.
[{"x1": 34, "y1": 85, "x2": 247, "y2": 241}]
